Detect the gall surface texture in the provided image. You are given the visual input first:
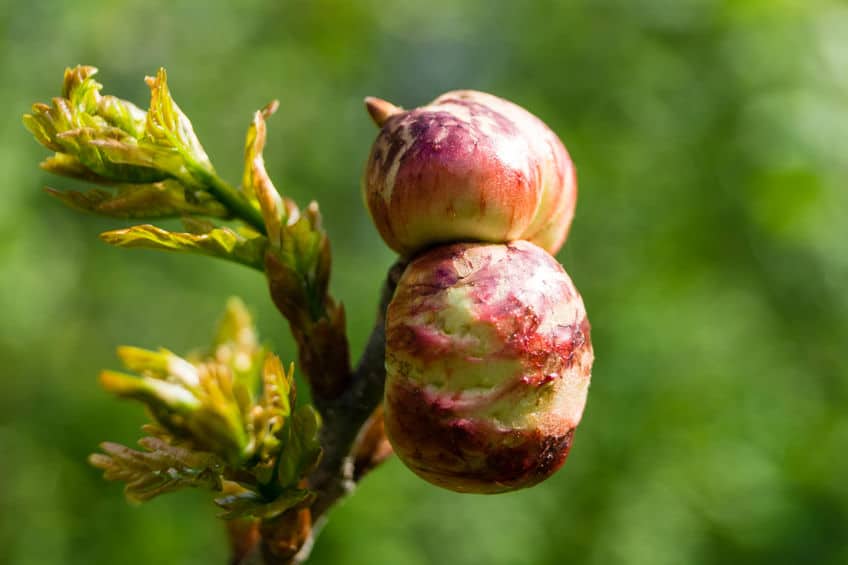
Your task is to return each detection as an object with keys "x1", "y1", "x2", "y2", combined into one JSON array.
[
  {"x1": 363, "y1": 91, "x2": 576, "y2": 257},
  {"x1": 384, "y1": 241, "x2": 593, "y2": 493}
]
